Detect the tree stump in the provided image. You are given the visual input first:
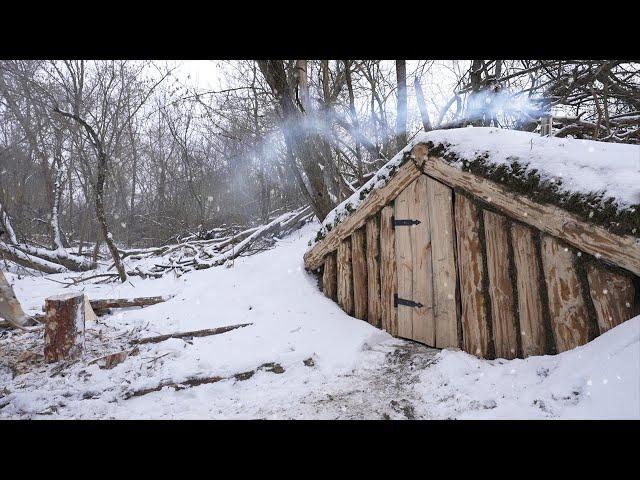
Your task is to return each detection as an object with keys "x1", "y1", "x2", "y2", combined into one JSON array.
[{"x1": 44, "y1": 292, "x2": 86, "y2": 363}]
